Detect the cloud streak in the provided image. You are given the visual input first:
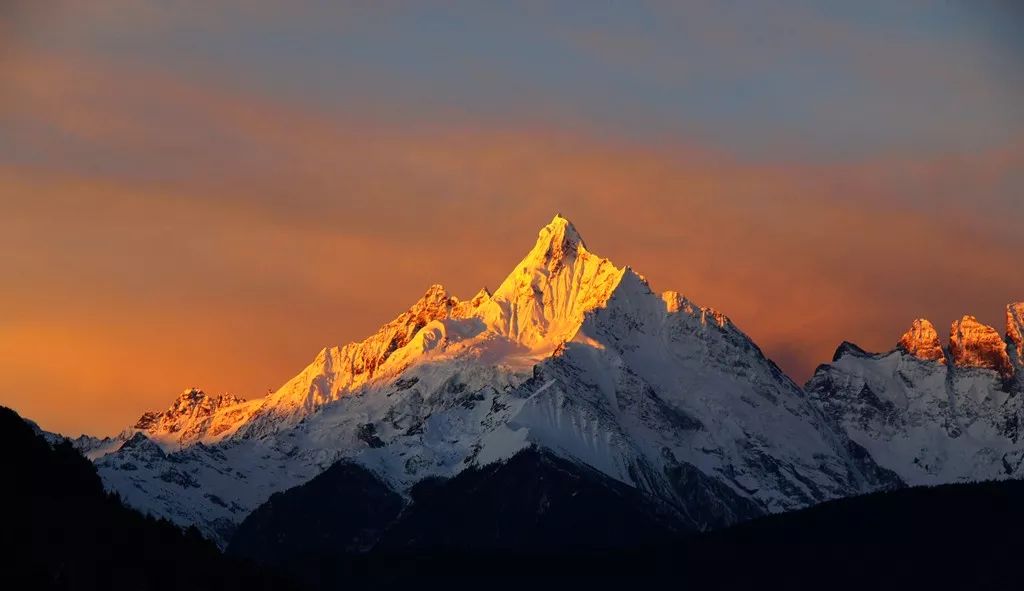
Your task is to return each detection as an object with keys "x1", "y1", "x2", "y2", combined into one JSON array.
[{"x1": 1, "y1": 23, "x2": 1021, "y2": 436}]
